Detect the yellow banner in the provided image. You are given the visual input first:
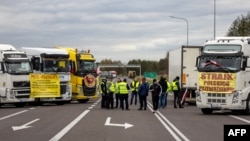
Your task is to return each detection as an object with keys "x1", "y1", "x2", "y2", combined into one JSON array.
[
  {"x1": 30, "y1": 74, "x2": 60, "y2": 98},
  {"x1": 198, "y1": 72, "x2": 236, "y2": 93}
]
